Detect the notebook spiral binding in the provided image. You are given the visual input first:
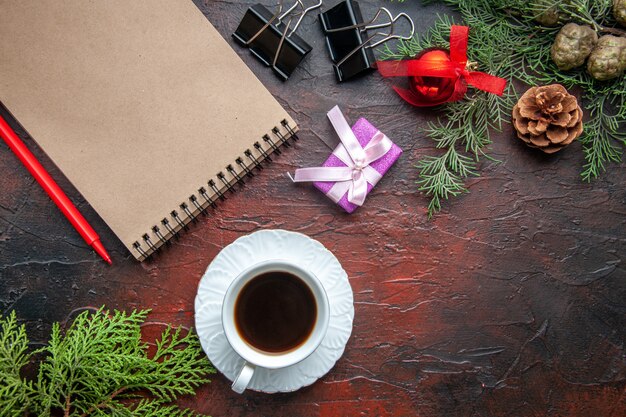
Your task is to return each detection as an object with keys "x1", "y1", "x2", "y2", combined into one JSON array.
[{"x1": 131, "y1": 119, "x2": 299, "y2": 261}]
